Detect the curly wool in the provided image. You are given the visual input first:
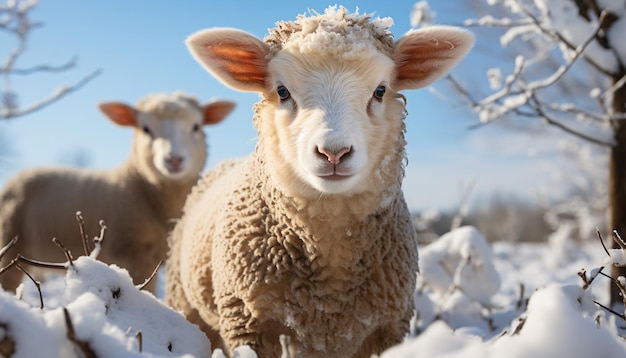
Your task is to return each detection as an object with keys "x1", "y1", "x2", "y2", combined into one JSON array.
[
  {"x1": 167, "y1": 154, "x2": 418, "y2": 357},
  {"x1": 265, "y1": 6, "x2": 395, "y2": 60}
]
